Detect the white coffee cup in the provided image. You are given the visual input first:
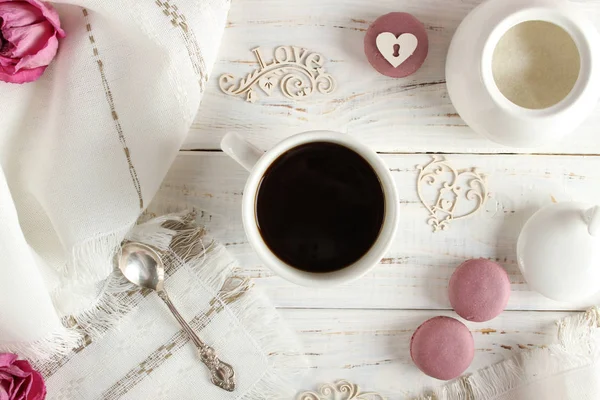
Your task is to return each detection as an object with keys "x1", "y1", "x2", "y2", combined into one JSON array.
[{"x1": 221, "y1": 131, "x2": 399, "y2": 287}]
